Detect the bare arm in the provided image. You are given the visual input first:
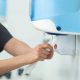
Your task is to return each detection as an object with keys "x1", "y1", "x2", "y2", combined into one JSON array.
[
  {"x1": 4, "y1": 37, "x2": 32, "y2": 56},
  {"x1": 0, "y1": 37, "x2": 53, "y2": 75},
  {"x1": 0, "y1": 54, "x2": 37, "y2": 75}
]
